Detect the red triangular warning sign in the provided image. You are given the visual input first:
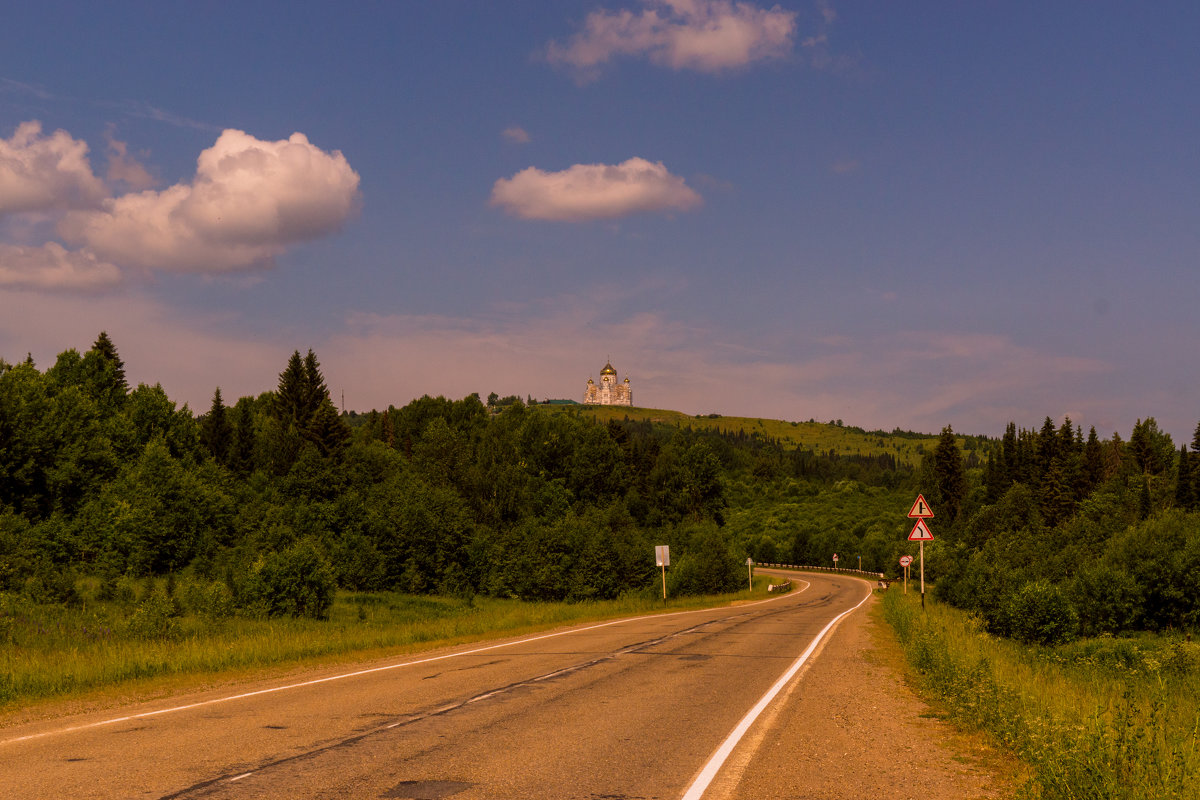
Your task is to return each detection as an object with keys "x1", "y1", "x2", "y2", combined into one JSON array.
[
  {"x1": 907, "y1": 494, "x2": 934, "y2": 519},
  {"x1": 908, "y1": 519, "x2": 934, "y2": 541}
]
